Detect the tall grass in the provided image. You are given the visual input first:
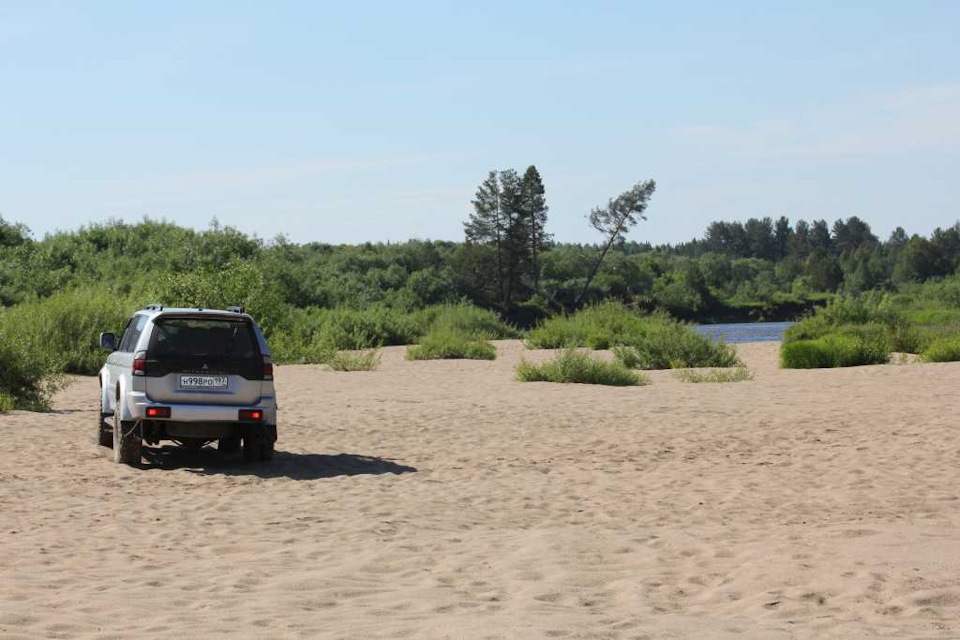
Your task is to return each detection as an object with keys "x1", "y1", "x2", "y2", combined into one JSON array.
[
  {"x1": 526, "y1": 303, "x2": 739, "y2": 370},
  {"x1": 515, "y1": 349, "x2": 645, "y2": 386}
]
